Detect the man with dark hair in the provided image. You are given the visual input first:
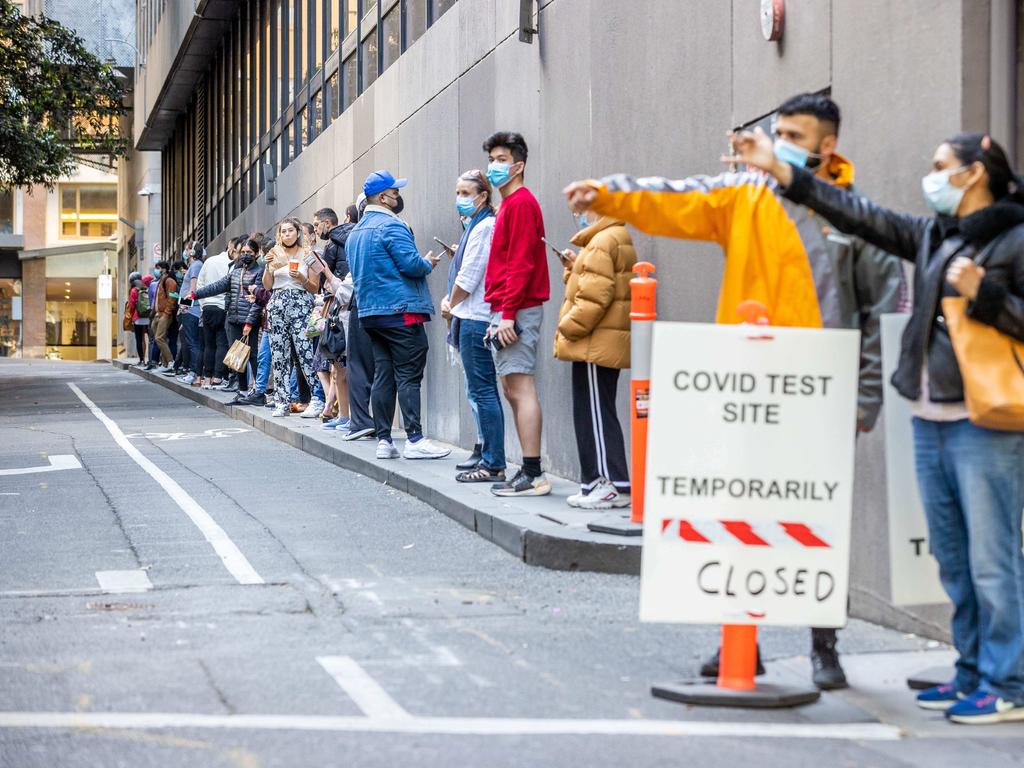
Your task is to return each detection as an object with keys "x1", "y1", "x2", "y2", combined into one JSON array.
[
  {"x1": 565, "y1": 93, "x2": 906, "y2": 690},
  {"x1": 481, "y1": 131, "x2": 551, "y2": 497},
  {"x1": 314, "y1": 207, "x2": 353, "y2": 280}
]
